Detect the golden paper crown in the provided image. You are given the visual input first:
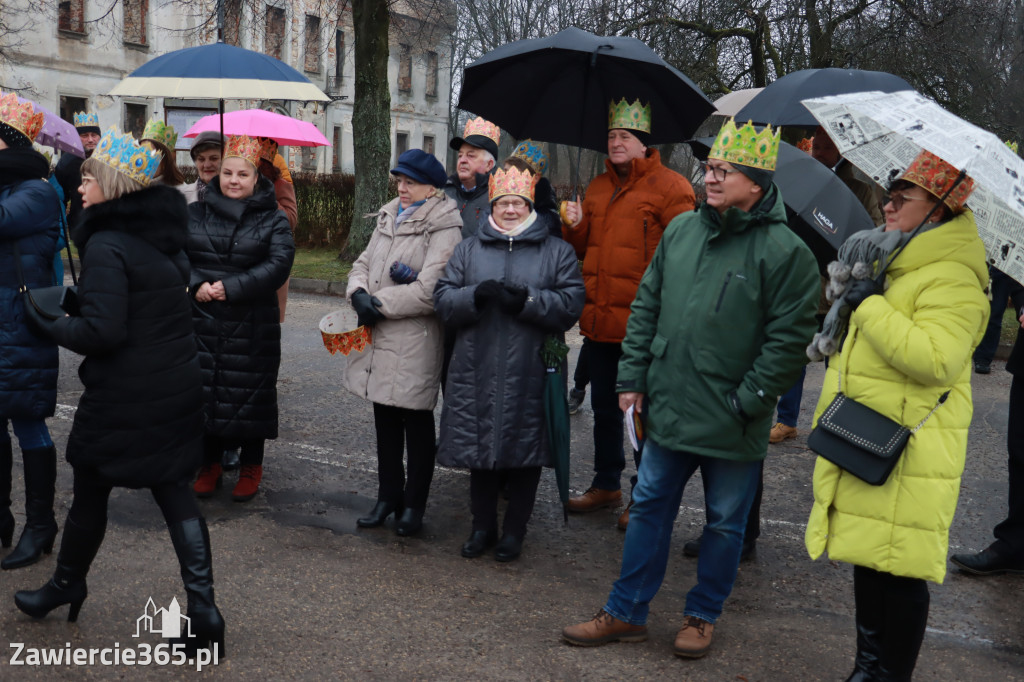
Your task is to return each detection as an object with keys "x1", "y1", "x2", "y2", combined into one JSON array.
[
  {"x1": 489, "y1": 166, "x2": 538, "y2": 203},
  {"x1": 224, "y1": 134, "x2": 261, "y2": 167},
  {"x1": 141, "y1": 118, "x2": 177, "y2": 150},
  {"x1": 92, "y1": 126, "x2": 163, "y2": 186},
  {"x1": 463, "y1": 117, "x2": 500, "y2": 145},
  {"x1": 608, "y1": 98, "x2": 652, "y2": 134},
  {"x1": 258, "y1": 137, "x2": 278, "y2": 162},
  {"x1": 708, "y1": 118, "x2": 780, "y2": 172},
  {"x1": 0, "y1": 91, "x2": 44, "y2": 143},
  {"x1": 900, "y1": 150, "x2": 975, "y2": 212},
  {"x1": 511, "y1": 139, "x2": 547, "y2": 175}
]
